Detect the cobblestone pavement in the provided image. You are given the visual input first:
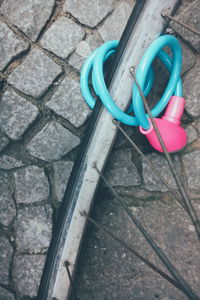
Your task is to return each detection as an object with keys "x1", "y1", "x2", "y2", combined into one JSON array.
[{"x1": 0, "y1": 0, "x2": 200, "y2": 299}]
